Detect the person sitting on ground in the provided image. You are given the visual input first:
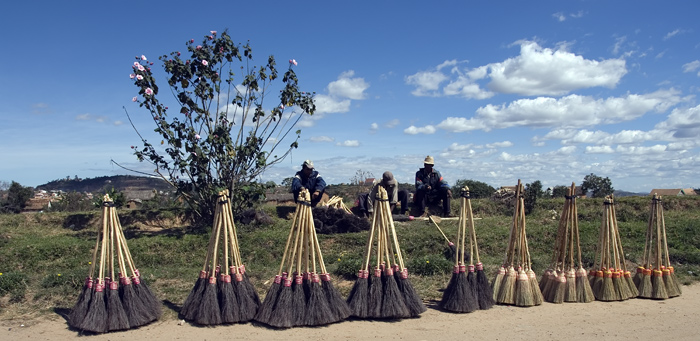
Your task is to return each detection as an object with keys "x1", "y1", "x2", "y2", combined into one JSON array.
[
  {"x1": 290, "y1": 160, "x2": 327, "y2": 207},
  {"x1": 414, "y1": 155, "x2": 452, "y2": 217},
  {"x1": 356, "y1": 171, "x2": 409, "y2": 218}
]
